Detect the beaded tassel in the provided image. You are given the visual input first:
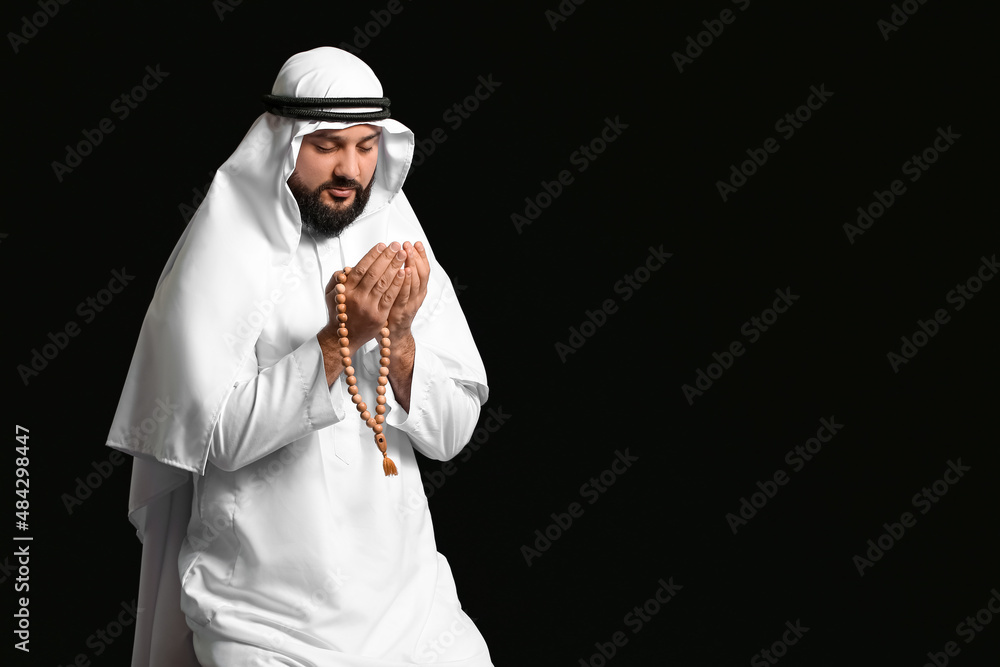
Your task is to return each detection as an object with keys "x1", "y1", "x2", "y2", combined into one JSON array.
[{"x1": 336, "y1": 267, "x2": 397, "y2": 476}]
